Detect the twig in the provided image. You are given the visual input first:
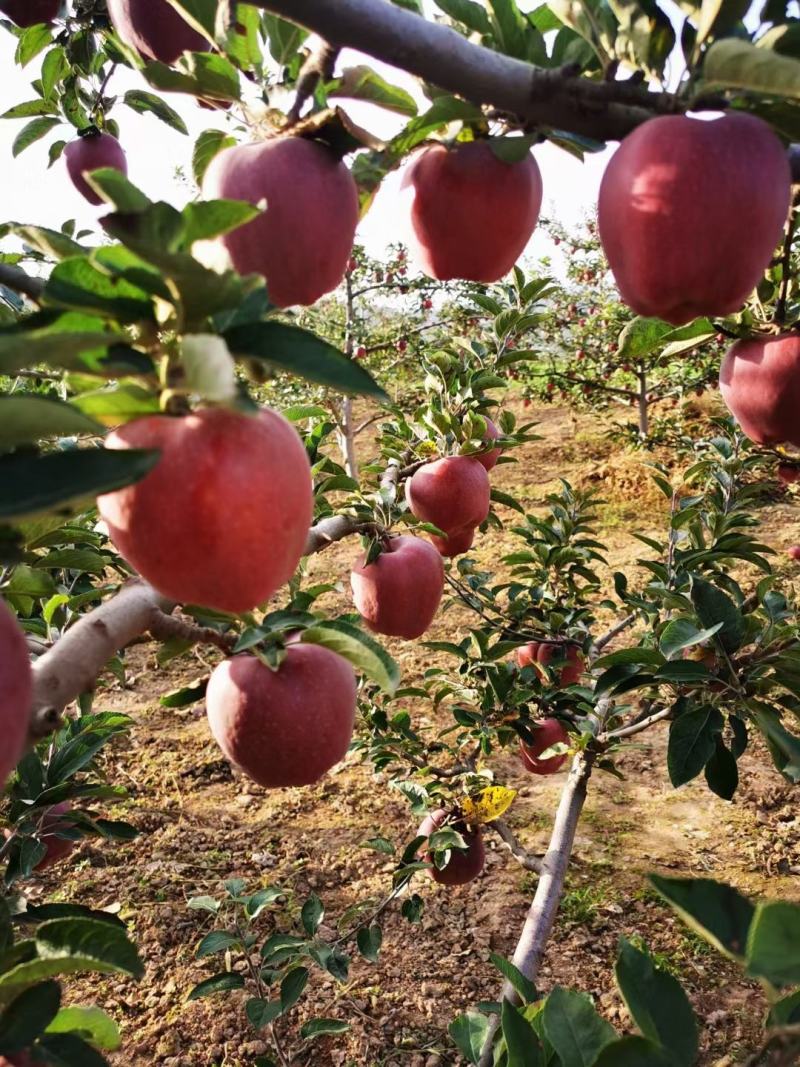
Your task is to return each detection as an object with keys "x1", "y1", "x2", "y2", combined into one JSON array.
[
  {"x1": 148, "y1": 611, "x2": 237, "y2": 653},
  {"x1": 286, "y1": 40, "x2": 340, "y2": 125},
  {"x1": 602, "y1": 705, "x2": 672, "y2": 740},
  {"x1": 590, "y1": 613, "x2": 636, "y2": 658},
  {"x1": 775, "y1": 204, "x2": 798, "y2": 326},
  {"x1": 489, "y1": 819, "x2": 543, "y2": 873}
]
